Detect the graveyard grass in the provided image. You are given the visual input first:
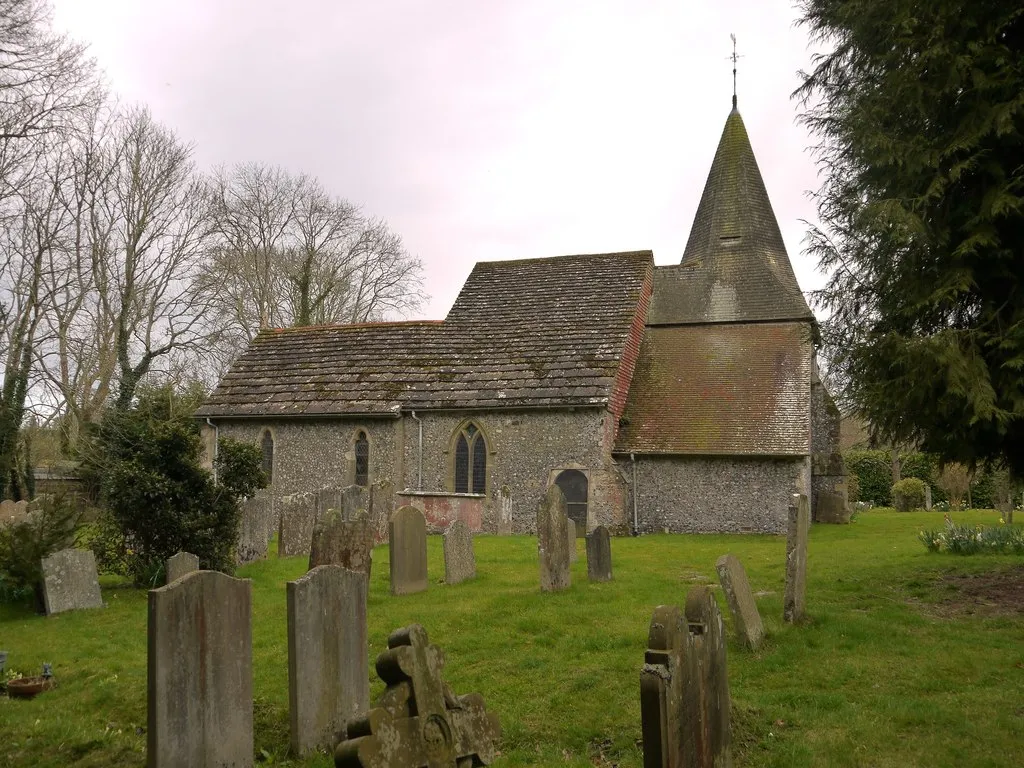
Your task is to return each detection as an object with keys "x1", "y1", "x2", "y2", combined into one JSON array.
[{"x1": 2, "y1": 509, "x2": 1023, "y2": 767}]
